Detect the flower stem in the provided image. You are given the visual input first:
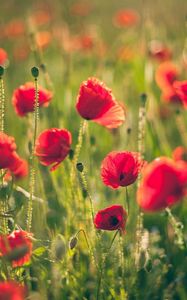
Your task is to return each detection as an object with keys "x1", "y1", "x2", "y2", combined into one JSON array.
[
  {"x1": 125, "y1": 187, "x2": 129, "y2": 214},
  {"x1": 165, "y1": 207, "x2": 186, "y2": 250},
  {"x1": 26, "y1": 68, "x2": 39, "y2": 232},
  {"x1": 0, "y1": 67, "x2": 8, "y2": 234},
  {"x1": 78, "y1": 168, "x2": 95, "y2": 223},
  {"x1": 70, "y1": 120, "x2": 87, "y2": 184},
  {"x1": 96, "y1": 230, "x2": 119, "y2": 300},
  {"x1": 0, "y1": 71, "x2": 5, "y2": 132},
  {"x1": 135, "y1": 93, "x2": 147, "y2": 268}
]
